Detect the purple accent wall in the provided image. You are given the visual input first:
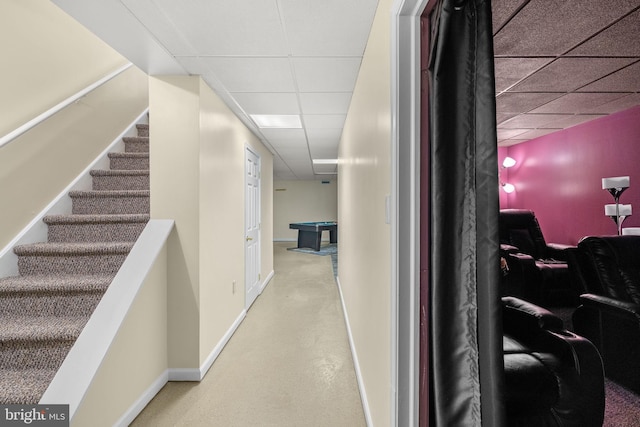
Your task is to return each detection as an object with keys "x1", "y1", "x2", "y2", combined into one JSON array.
[{"x1": 501, "y1": 105, "x2": 640, "y2": 245}]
